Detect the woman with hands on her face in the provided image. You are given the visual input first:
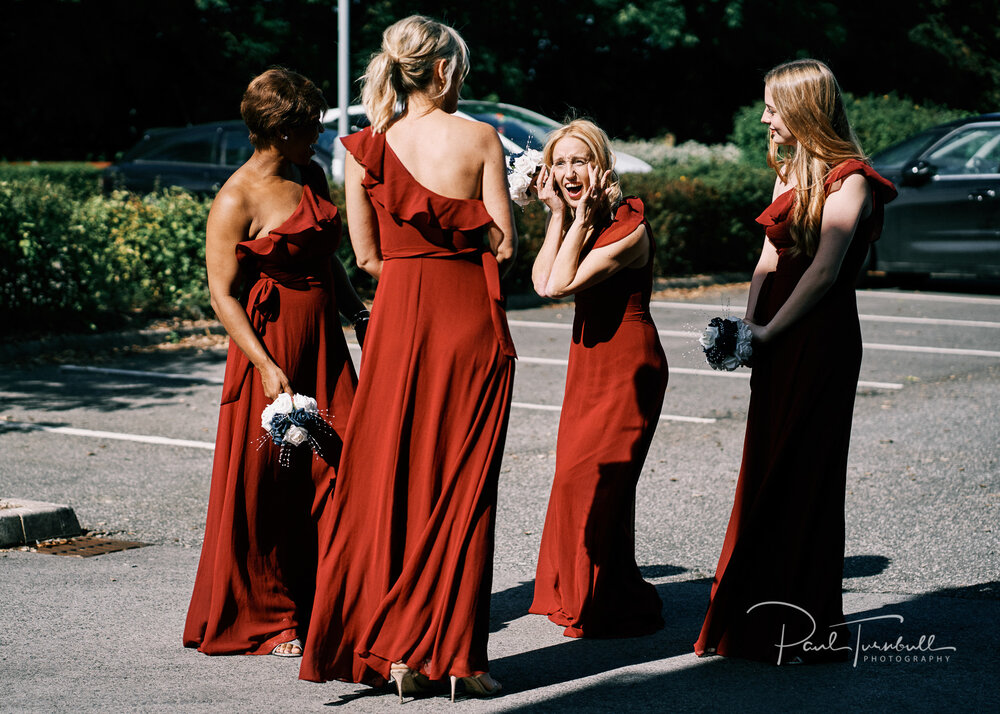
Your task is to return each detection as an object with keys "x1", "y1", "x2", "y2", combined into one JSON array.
[
  {"x1": 529, "y1": 119, "x2": 668, "y2": 639},
  {"x1": 183, "y1": 68, "x2": 364, "y2": 658}
]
